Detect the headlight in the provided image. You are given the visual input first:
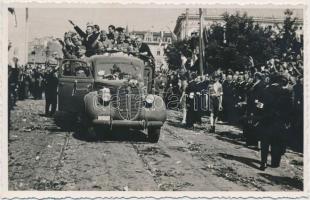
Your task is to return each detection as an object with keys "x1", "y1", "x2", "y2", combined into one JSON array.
[
  {"x1": 145, "y1": 94, "x2": 155, "y2": 104},
  {"x1": 98, "y1": 87, "x2": 111, "y2": 102}
]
